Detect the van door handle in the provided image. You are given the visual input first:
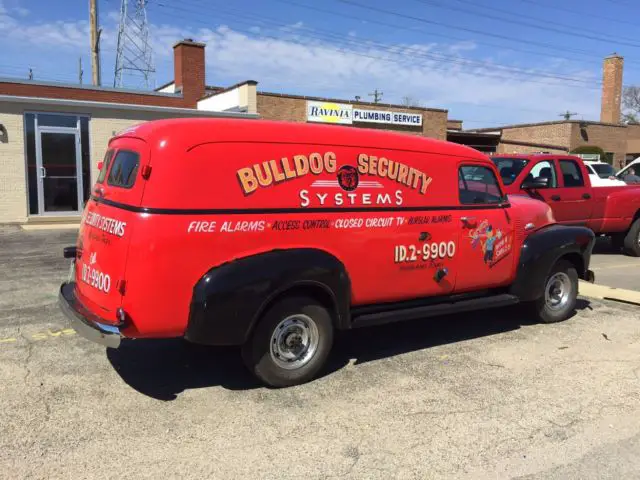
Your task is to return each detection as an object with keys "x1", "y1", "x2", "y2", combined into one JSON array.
[
  {"x1": 461, "y1": 216, "x2": 477, "y2": 228},
  {"x1": 582, "y1": 193, "x2": 591, "y2": 199},
  {"x1": 551, "y1": 195, "x2": 561, "y2": 201}
]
